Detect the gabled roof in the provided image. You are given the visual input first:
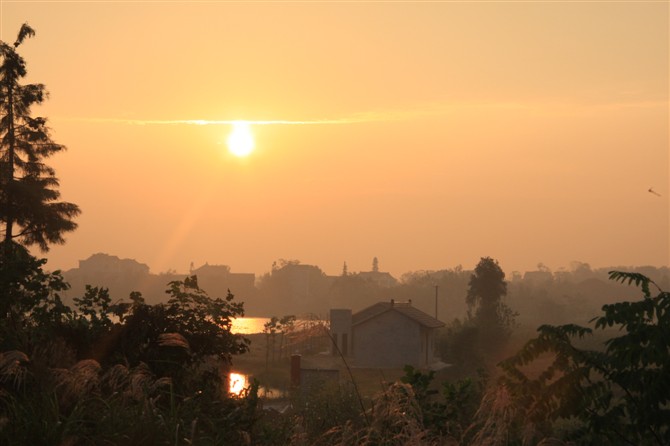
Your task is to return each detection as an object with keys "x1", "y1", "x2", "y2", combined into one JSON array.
[
  {"x1": 355, "y1": 271, "x2": 398, "y2": 287},
  {"x1": 352, "y1": 301, "x2": 444, "y2": 329}
]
